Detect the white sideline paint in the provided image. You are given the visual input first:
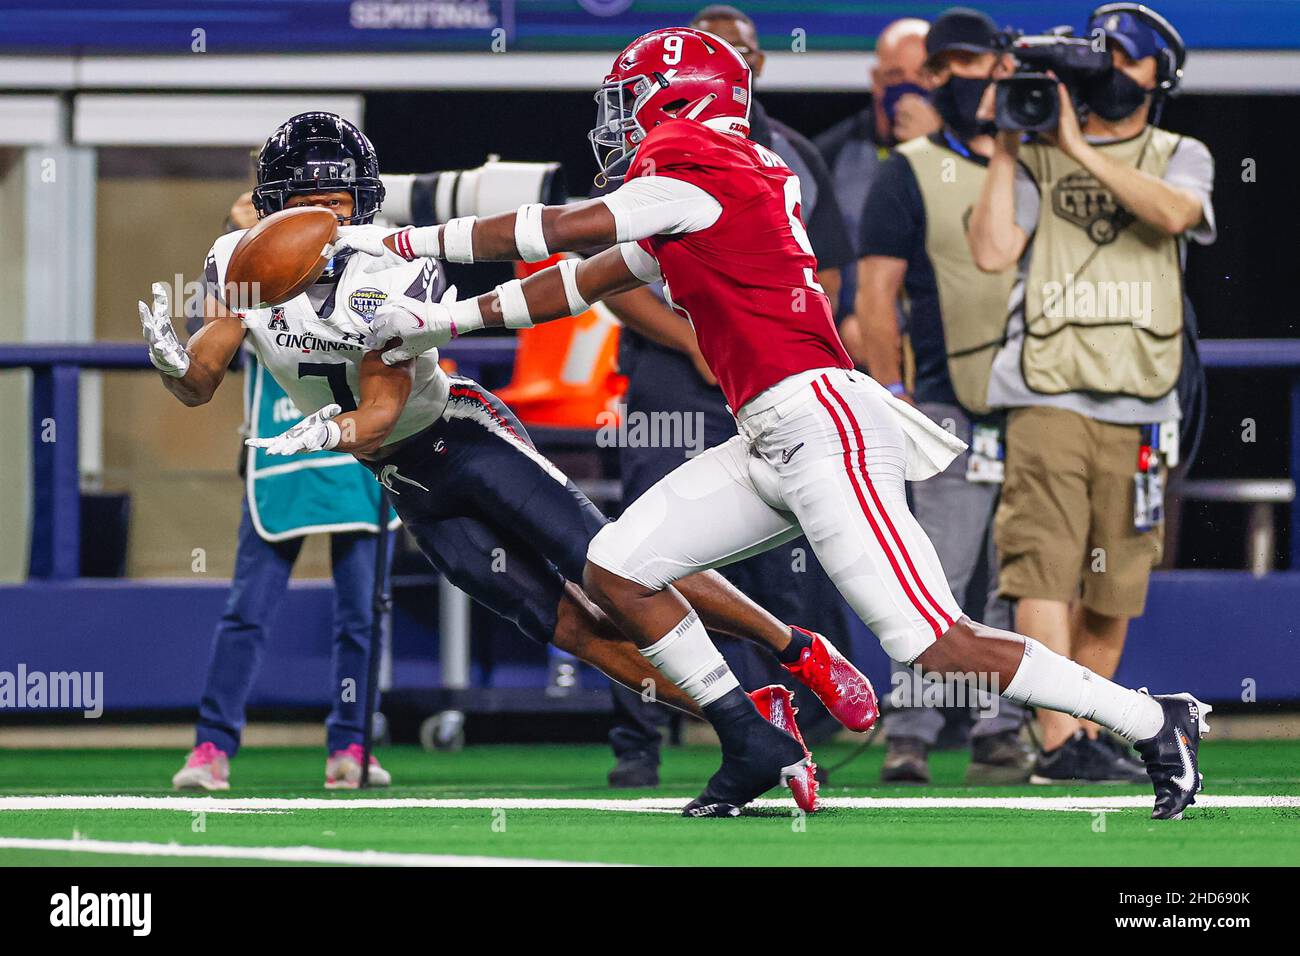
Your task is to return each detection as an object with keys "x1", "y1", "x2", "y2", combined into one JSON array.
[
  {"x1": 0, "y1": 837, "x2": 614, "y2": 867},
  {"x1": 1, "y1": 795, "x2": 1296, "y2": 813}
]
